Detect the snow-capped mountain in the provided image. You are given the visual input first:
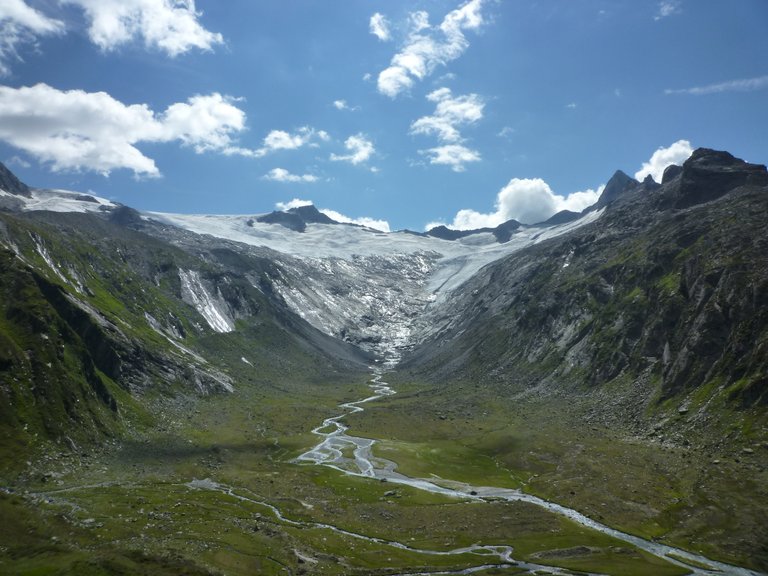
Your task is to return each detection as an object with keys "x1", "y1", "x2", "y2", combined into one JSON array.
[
  {"x1": 145, "y1": 206, "x2": 603, "y2": 359},
  {"x1": 1, "y1": 178, "x2": 604, "y2": 360}
]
